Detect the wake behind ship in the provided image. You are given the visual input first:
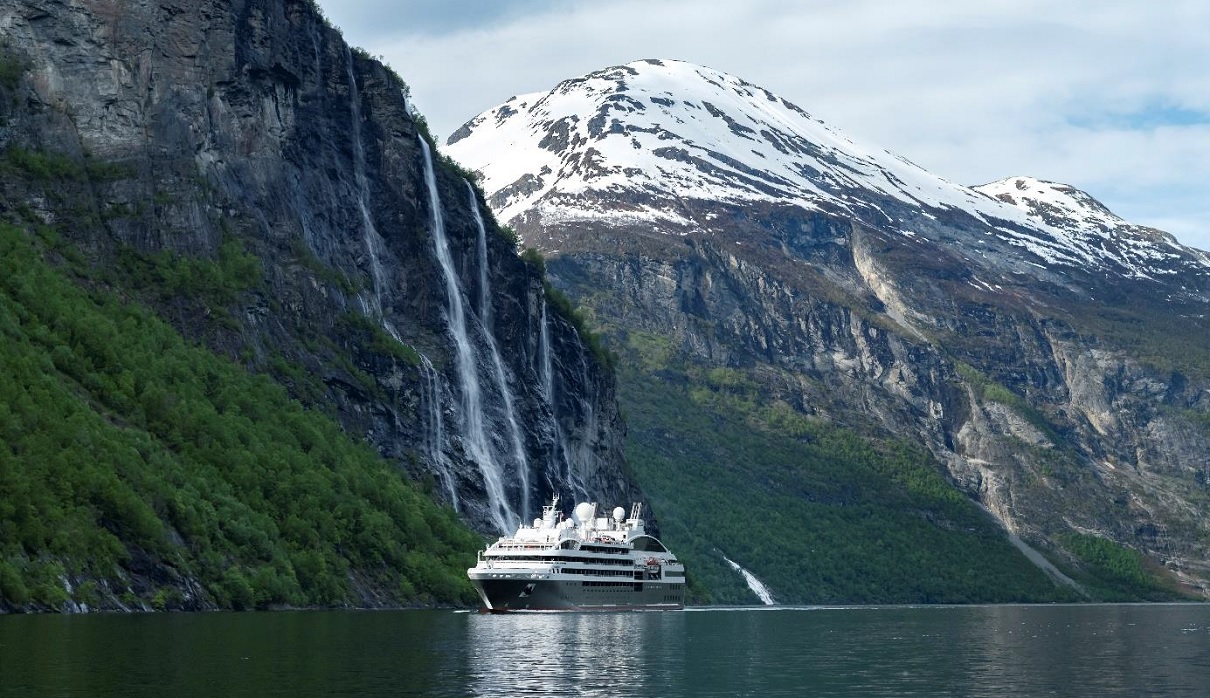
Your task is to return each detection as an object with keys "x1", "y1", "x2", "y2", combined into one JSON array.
[{"x1": 467, "y1": 497, "x2": 686, "y2": 611}]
